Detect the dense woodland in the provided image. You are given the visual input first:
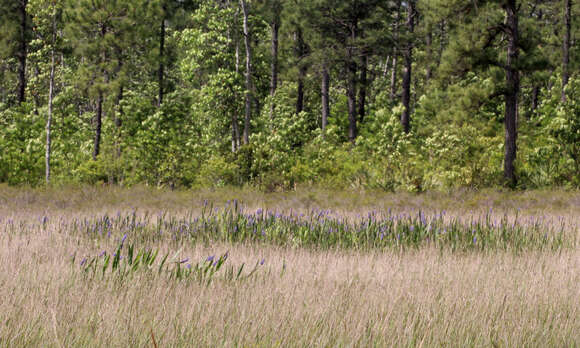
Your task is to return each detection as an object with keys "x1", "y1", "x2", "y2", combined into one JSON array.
[{"x1": 0, "y1": 0, "x2": 578, "y2": 190}]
